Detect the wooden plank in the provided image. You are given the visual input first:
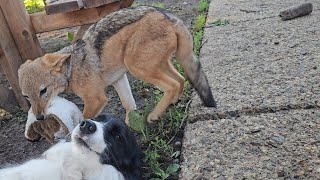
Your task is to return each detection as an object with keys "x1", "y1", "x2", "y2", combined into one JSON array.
[
  {"x1": 31, "y1": 1, "x2": 120, "y2": 33},
  {"x1": 0, "y1": 86, "x2": 19, "y2": 113},
  {"x1": 45, "y1": 0, "x2": 80, "y2": 15},
  {"x1": 82, "y1": 0, "x2": 119, "y2": 8},
  {"x1": 0, "y1": 0, "x2": 43, "y2": 61},
  {"x1": 72, "y1": 24, "x2": 92, "y2": 43},
  {"x1": 0, "y1": 9, "x2": 30, "y2": 111}
]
